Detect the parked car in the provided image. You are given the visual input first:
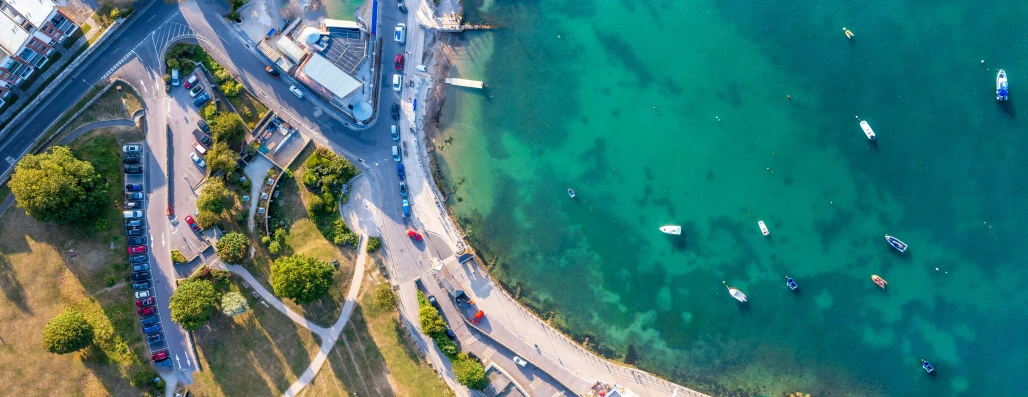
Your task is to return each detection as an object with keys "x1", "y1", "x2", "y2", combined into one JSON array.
[
  {"x1": 398, "y1": 3, "x2": 407, "y2": 13},
  {"x1": 289, "y1": 85, "x2": 304, "y2": 98},
  {"x1": 128, "y1": 245, "x2": 147, "y2": 254},
  {"x1": 132, "y1": 263, "x2": 150, "y2": 272},
  {"x1": 472, "y1": 310, "x2": 485, "y2": 324},
  {"x1": 126, "y1": 192, "x2": 144, "y2": 200},
  {"x1": 193, "y1": 93, "x2": 211, "y2": 107},
  {"x1": 126, "y1": 228, "x2": 143, "y2": 236},
  {"x1": 265, "y1": 66, "x2": 281, "y2": 78},
  {"x1": 123, "y1": 210, "x2": 144, "y2": 219},
  {"x1": 184, "y1": 74, "x2": 198, "y2": 89},
  {"x1": 124, "y1": 165, "x2": 143, "y2": 174},
  {"x1": 138, "y1": 306, "x2": 157, "y2": 316},
  {"x1": 391, "y1": 125, "x2": 400, "y2": 141},
  {"x1": 199, "y1": 133, "x2": 212, "y2": 147},
  {"x1": 171, "y1": 69, "x2": 180, "y2": 86},
  {"x1": 127, "y1": 236, "x2": 146, "y2": 245},
  {"x1": 124, "y1": 219, "x2": 143, "y2": 228},
  {"x1": 193, "y1": 141, "x2": 207, "y2": 155},
  {"x1": 140, "y1": 315, "x2": 160, "y2": 326},
  {"x1": 445, "y1": 328, "x2": 456, "y2": 340},
  {"x1": 126, "y1": 183, "x2": 143, "y2": 191},
  {"x1": 197, "y1": 119, "x2": 210, "y2": 133},
  {"x1": 136, "y1": 297, "x2": 155, "y2": 307},
  {"x1": 125, "y1": 201, "x2": 141, "y2": 209},
  {"x1": 151, "y1": 349, "x2": 169, "y2": 361},
  {"x1": 394, "y1": 54, "x2": 404, "y2": 71},
  {"x1": 397, "y1": 163, "x2": 405, "y2": 179},
  {"x1": 392, "y1": 145, "x2": 402, "y2": 162},
  {"x1": 394, "y1": 23, "x2": 406, "y2": 43},
  {"x1": 392, "y1": 74, "x2": 403, "y2": 91},
  {"x1": 190, "y1": 152, "x2": 206, "y2": 168},
  {"x1": 123, "y1": 154, "x2": 141, "y2": 164},
  {"x1": 147, "y1": 333, "x2": 164, "y2": 344},
  {"x1": 189, "y1": 84, "x2": 204, "y2": 97},
  {"x1": 131, "y1": 271, "x2": 151, "y2": 281},
  {"x1": 428, "y1": 295, "x2": 439, "y2": 309},
  {"x1": 142, "y1": 324, "x2": 161, "y2": 334},
  {"x1": 399, "y1": 182, "x2": 408, "y2": 197},
  {"x1": 130, "y1": 254, "x2": 148, "y2": 263},
  {"x1": 402, "y1": 199, "x2": 411, "y2": 217},
  {"x1": 184, "y1": 215, "x2": 201, "y2": 231},
  {"x1": 135, "y1": 290, "x2": 150, "y2": 299},
  {"x1": 391, "y1": 103, "x2": 400, "y2": 120},
  {"x1": 123, "y1": 145, "x2": 141, "y2": 154},
  {"x1": 132, "y1": 282, "x2": 151, "y2": 291},
  {"x1": 407, "y1": 229, "x2": 423, "y2": 241},
  {"x1": 512, "y1": 356, "x2": 528, "y2": 367}
]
